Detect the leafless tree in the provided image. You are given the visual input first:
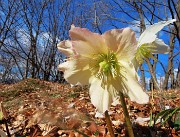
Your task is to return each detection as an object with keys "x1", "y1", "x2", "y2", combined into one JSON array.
[
  {"x1": 0, "y1": 0, "x2": 20, "y2": 49},
  {"x1": 100, "y1": 0, "x2": 179, "y2": 90},
  {"x1": 0, "y1": 0, "x2": 179, "y2": 89}
]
